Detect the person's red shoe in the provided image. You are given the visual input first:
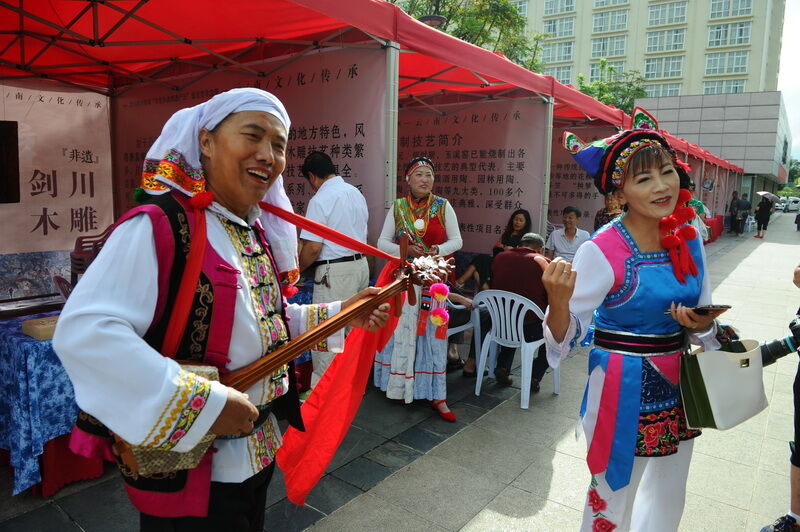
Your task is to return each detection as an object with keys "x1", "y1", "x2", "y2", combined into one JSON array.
[{"x1": 430, "y1": 400, "x2": 457, "y2": 422}]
